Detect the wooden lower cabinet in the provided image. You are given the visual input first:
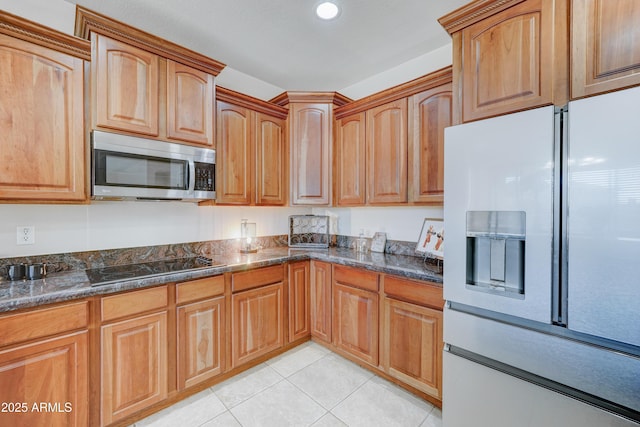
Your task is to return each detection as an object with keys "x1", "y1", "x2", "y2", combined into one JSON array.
[
  {"x1": 101, "y1": 312, "x2": 167, "y2": 425},
  {"x1": 0, "y1": 301, "x2": 89, "y2": 427},
  {"x1": 332, "y1": 266, "x2": 380, "y2": 366},
  {"x1": 177, "y1": 297, "x2": 225, "y2": 390},
  {"x1": 0, "y1": 332, "x2": 88, "y2": 427},
  {"x1": 288, "y1": 261, "x2": 310, "y2": 342},
  {"x1": 232, "y1": 282, "x2": 284, "y2": 367},
  {"x1": 100, "y1": 287, "x2": 168, "y2": 427},
  {"x1": 310, "y1": 261, "x2": 332, "y2": 343},
  {"x1": 382, "y1": 298, "x2": 443, "y2": 398}
]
